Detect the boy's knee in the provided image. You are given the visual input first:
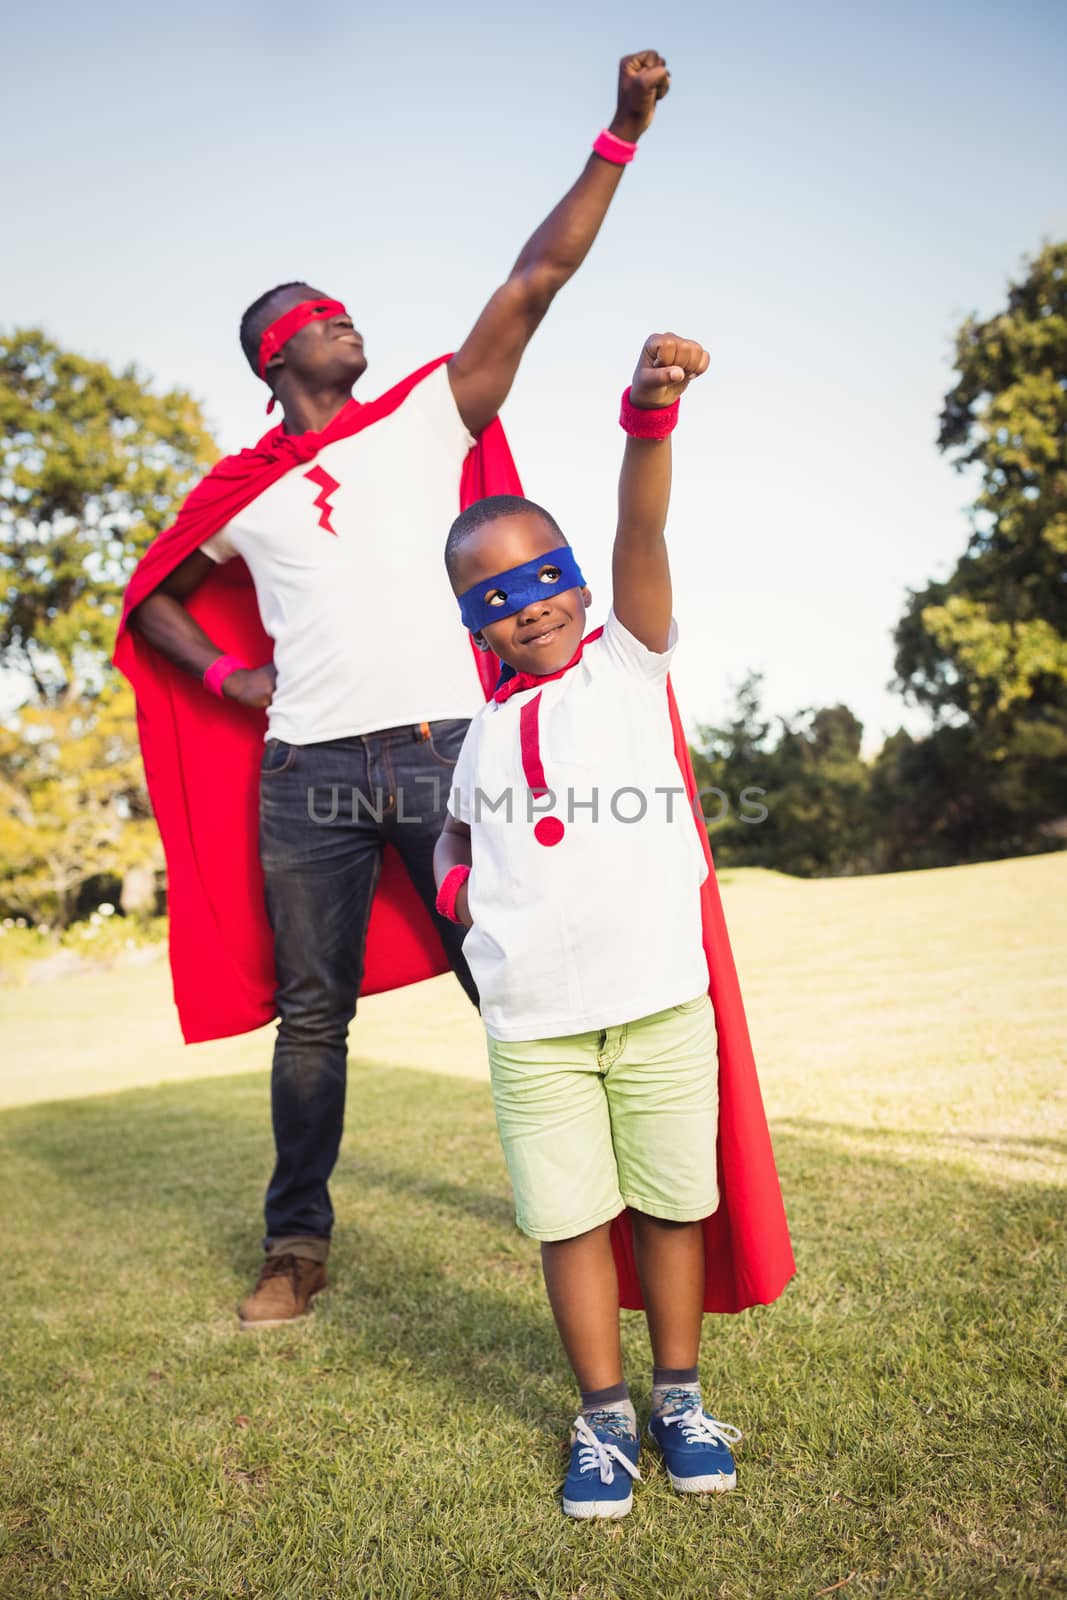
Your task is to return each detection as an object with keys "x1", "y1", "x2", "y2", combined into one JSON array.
[
  {"x1": 629, "y1": 1209, "x2": 700, "y2": 1231},
  {"x1": 540, "y1": 1219, "x2": 615, "y2": 1250}
]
